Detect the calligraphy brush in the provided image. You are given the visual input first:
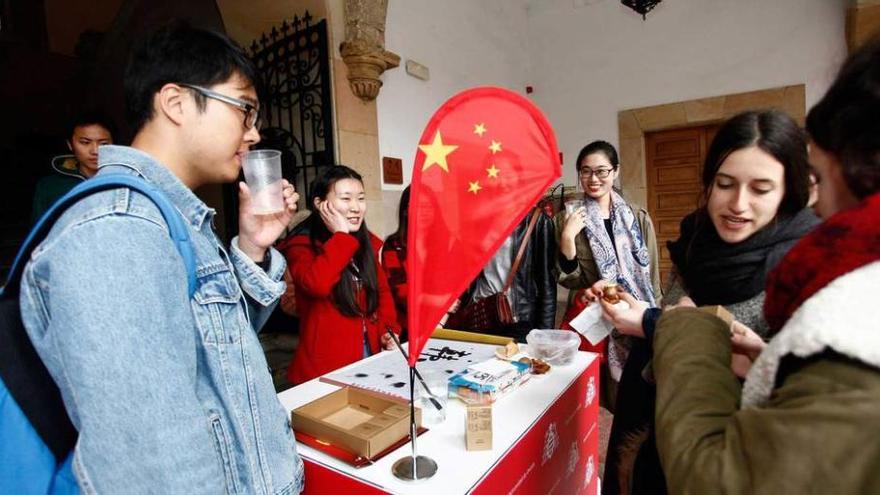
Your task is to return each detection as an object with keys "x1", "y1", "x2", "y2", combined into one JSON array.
[{"x1": 385, "y1": 327, "x2": 444, "y2": 411}]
